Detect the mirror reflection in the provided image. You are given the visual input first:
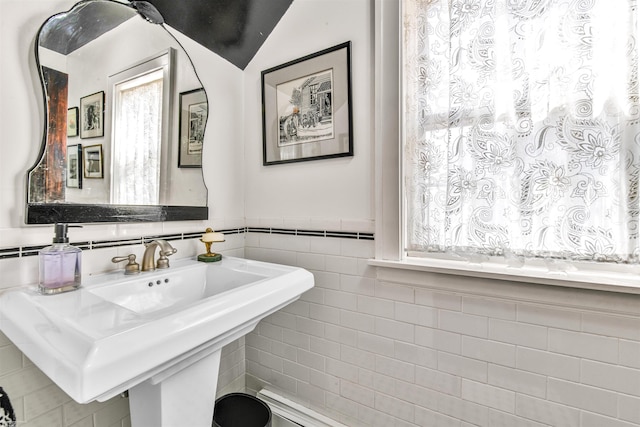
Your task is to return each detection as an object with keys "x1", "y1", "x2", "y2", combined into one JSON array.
[{"x1": 27, "y1": 0, "x2": 208, "y2": 223}]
